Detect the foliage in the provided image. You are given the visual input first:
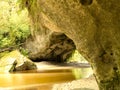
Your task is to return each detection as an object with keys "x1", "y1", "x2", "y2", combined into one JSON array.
[
  {"x1": 19, "y1": 47, "x2": 29, "y2": 57},
  {"x1": 0, "y1": 0, "x2": 30, "y2": 49},
  {"x1": 72, "y1": 68, "x2": 93, "y2": 79},
  {"x1": 67, "y1": 50, "x2": 91, "y2": 79},
  {"x1": 67, "y1": 50, "x2": 88, "y2": 63}
]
